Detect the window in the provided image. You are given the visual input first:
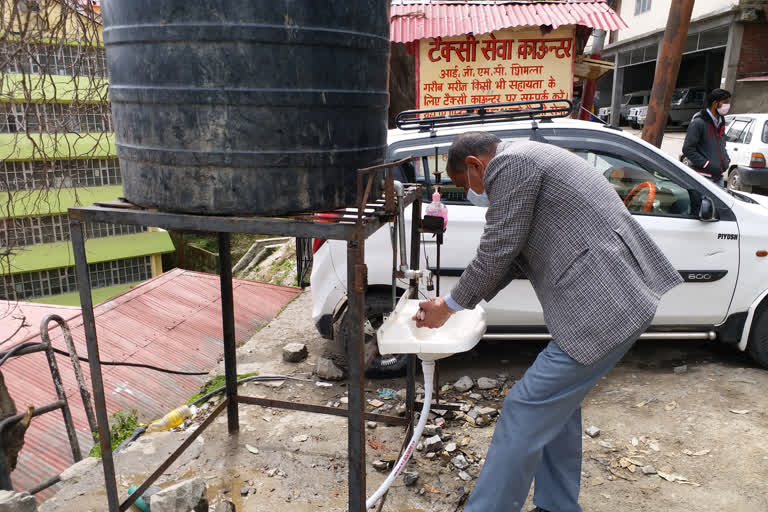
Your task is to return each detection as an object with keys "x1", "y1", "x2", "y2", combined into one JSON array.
[
  {"x1": 0, "y1": 104, "x2": 25, "y2": 133},
  {"x1": 726, "y1": 120, "x2": 750, "y2": 143},
  {"x1": 0, "y1": 214, "x2": 145, "y2": 247},
  {"x1": 743, "y1": 121, "x2": 754, "y2": 144},
  {"x1": 404, "y1": 154, "x2": 470, "y2": 204},
  {"x1": 762, "y1": 121, "x2": 768, "y2": 144},
  {"x1": 635, "y1": 0, "x2": 651, "y2": 15},
  {"x1": 572, "y1": 150, "x2": 693, "y2": 217},
  {"x1": 0, "y1": 158, "x2": 121, "y2": 192},
  {"x1": 389, "y1": 135, "x2": 528, "y2": 205},
  {"x1": 1, "y1": 43, "x2": 108, "y2": 78},
  {"x1": 0, "y1": 256, "x2": 152, "y2": 301},
  {"x1": 1, "y1": 103, "x2": 112, "y2": 134},
  {"x1": 627, "y1": 95, "x2": 645, "y2": 105}
]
